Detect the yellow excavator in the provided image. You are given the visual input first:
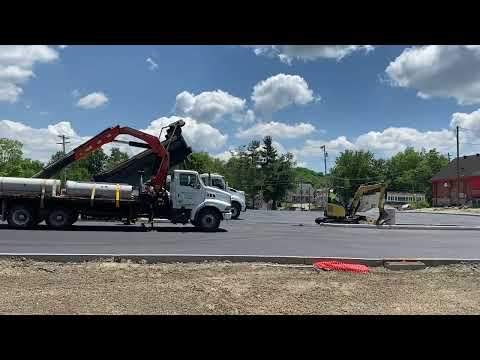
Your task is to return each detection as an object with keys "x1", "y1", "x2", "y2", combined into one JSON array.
[{"x1": 315, "y1": 181, "x2": 391, "y2": 225}]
